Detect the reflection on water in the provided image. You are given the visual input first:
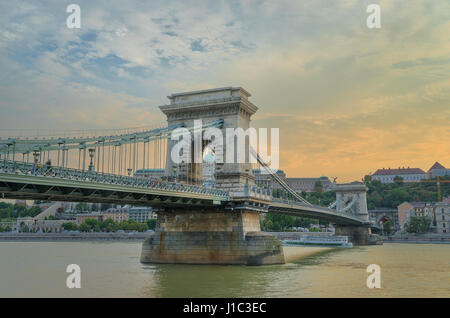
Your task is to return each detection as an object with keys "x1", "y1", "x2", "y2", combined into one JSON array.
[{"x1": 0, "y1": 241, "x2": 448, "y2": 297}]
